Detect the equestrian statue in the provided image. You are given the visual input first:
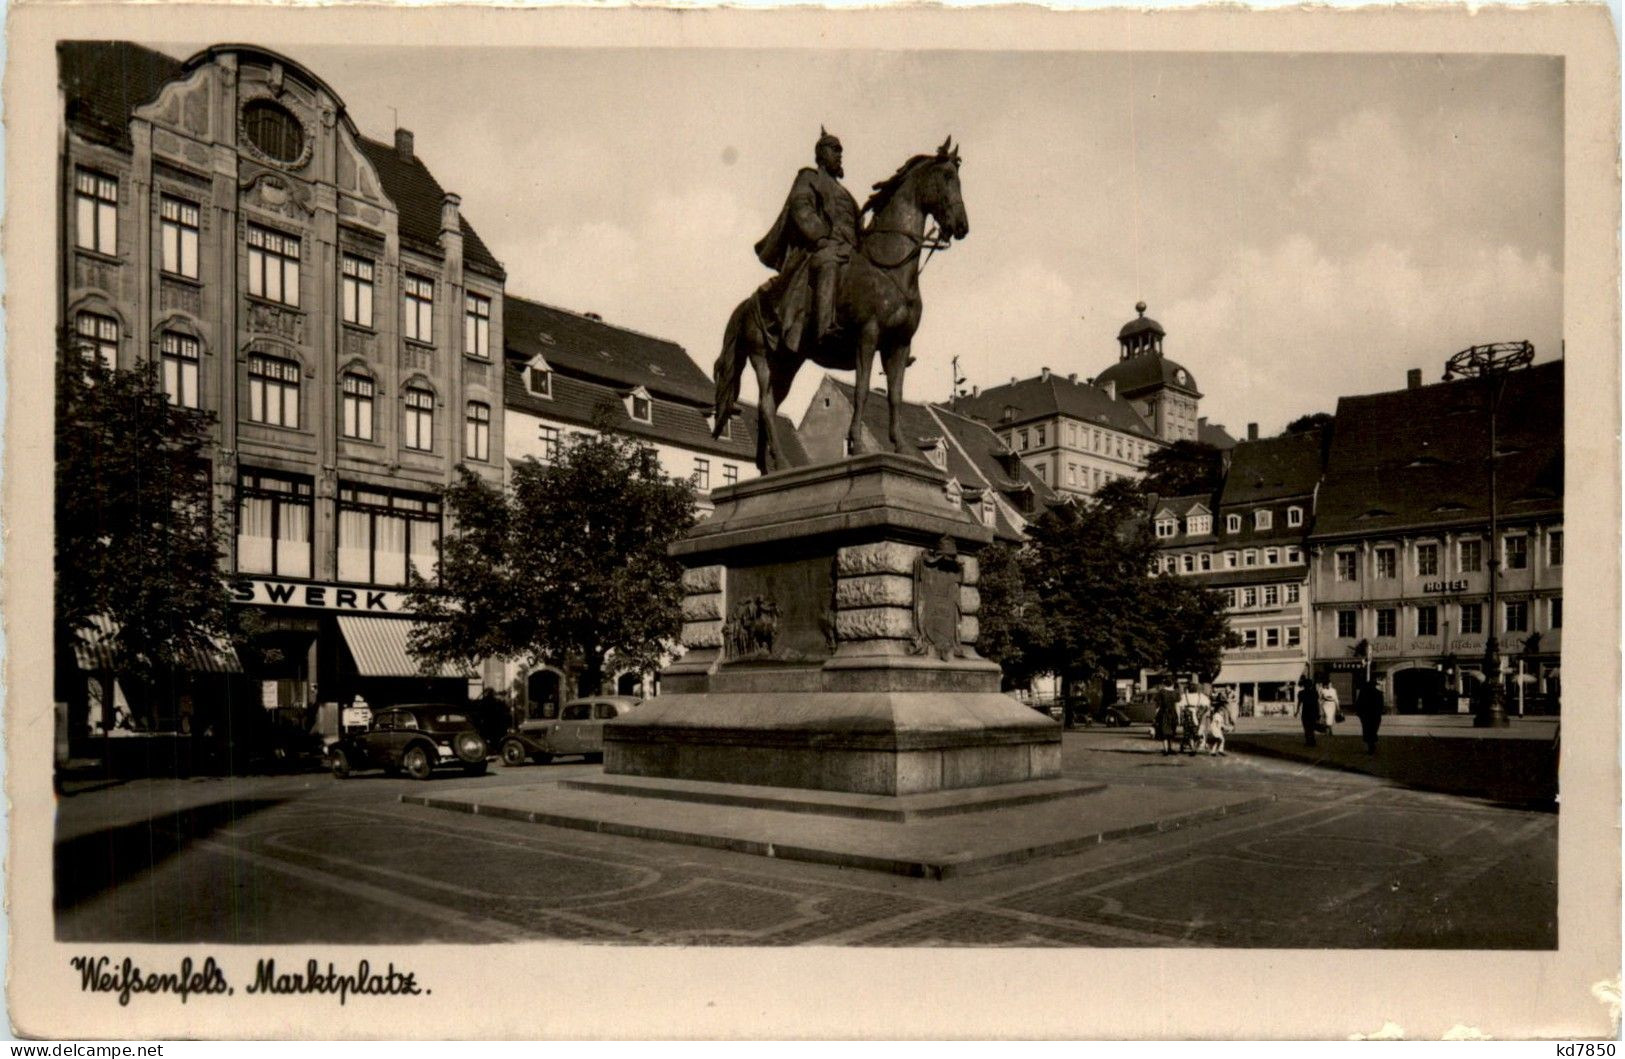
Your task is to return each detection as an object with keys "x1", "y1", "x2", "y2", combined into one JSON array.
[{"x1": 712, "y1": 131, "x2": 969, "y2": 473}]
